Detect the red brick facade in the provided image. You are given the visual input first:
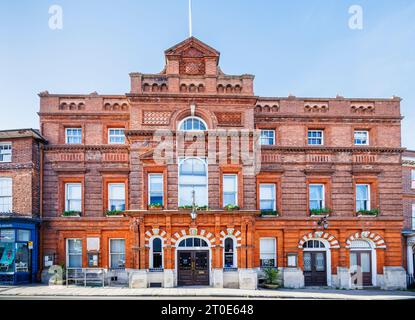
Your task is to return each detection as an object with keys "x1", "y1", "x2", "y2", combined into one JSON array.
[{"x1": 38, "y1": 37, "x2": 406, "y2": 289}]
